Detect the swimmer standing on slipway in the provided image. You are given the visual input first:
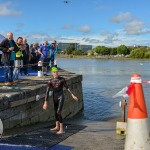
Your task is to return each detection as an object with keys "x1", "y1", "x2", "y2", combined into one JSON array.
[{"x1": 43, "y1": 66, "x2": 78, "y2": 134}]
